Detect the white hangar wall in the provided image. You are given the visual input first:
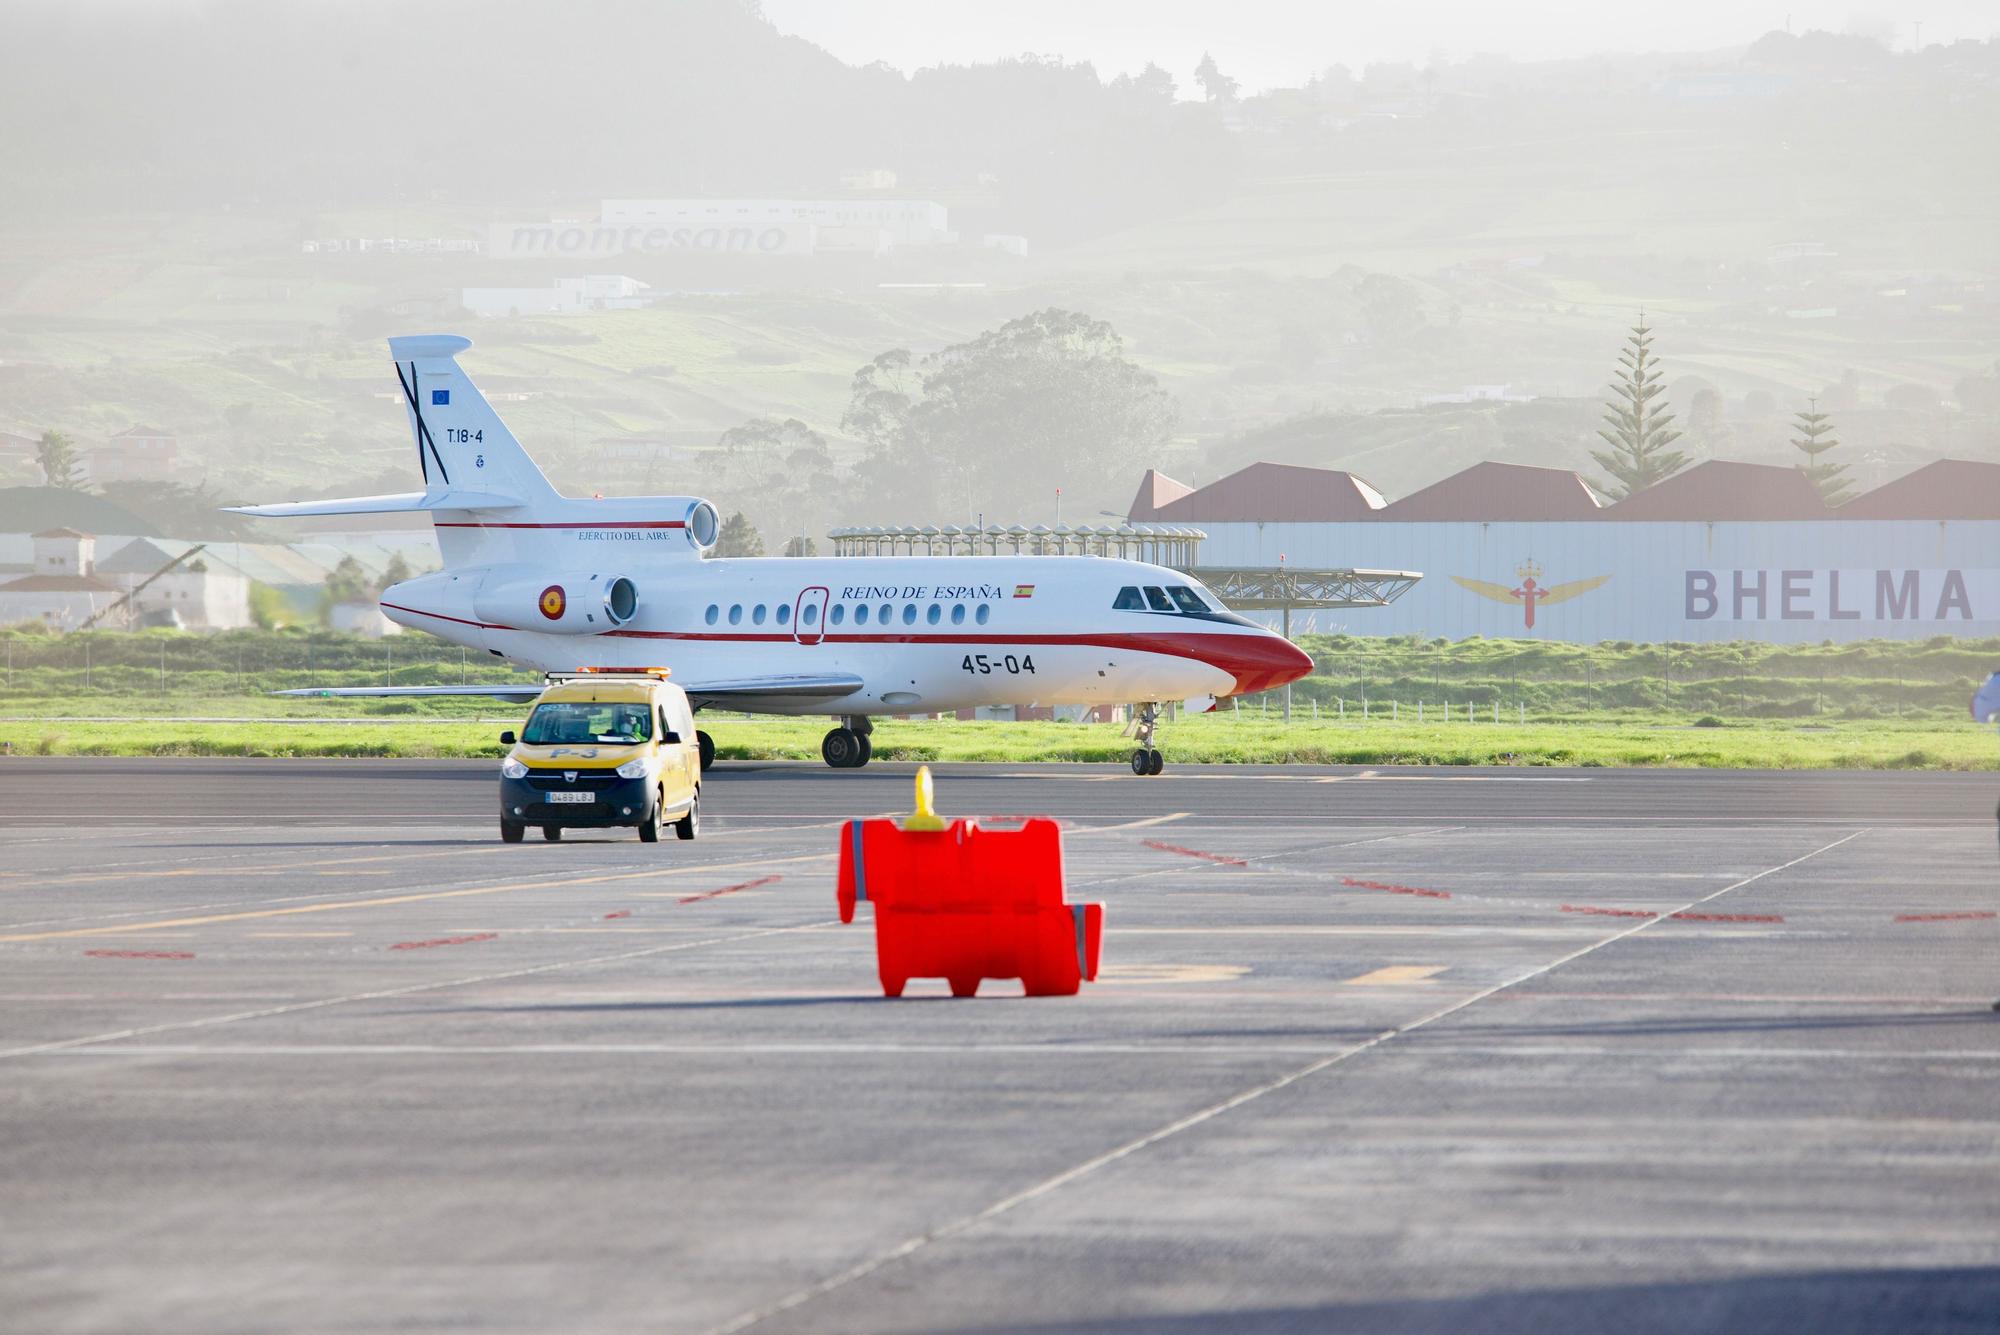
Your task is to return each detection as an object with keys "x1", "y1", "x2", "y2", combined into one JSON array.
[{"x1": 1193, "y1": 520, "x2": 2000, "y2": 643}]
